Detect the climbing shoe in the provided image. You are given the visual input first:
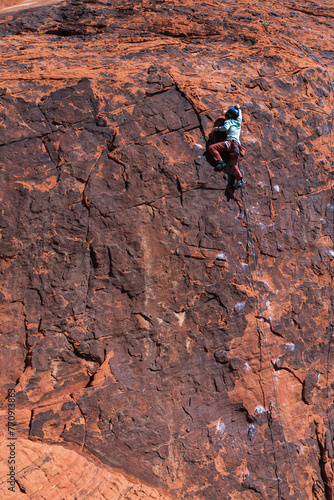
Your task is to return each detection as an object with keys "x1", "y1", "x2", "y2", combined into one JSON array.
[
  {"x1": 215, "y1": 161, "x2": 226, "y2": 172},
  {"x1": 235, "y1": 179, "x2": 243, "y2": 189}
]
